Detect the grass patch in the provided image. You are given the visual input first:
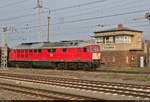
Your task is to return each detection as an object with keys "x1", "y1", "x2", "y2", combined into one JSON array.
[
  {"x1": 94, "y1": 73, "x2": 150, "y2": 82},
  {"x1": 135, "y1": 76, "x2": 150, "y2": 81},
  {"x1": 97, "y1": 67, "x2": 150, "y2": 72}
]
